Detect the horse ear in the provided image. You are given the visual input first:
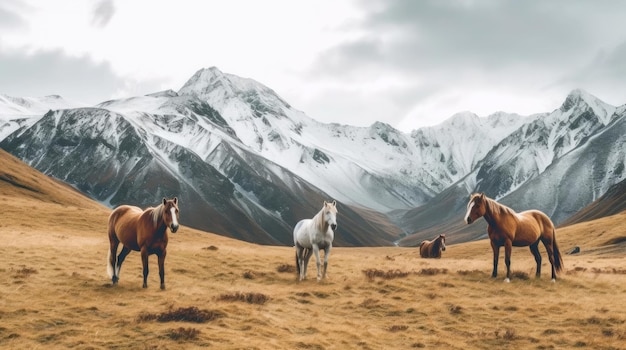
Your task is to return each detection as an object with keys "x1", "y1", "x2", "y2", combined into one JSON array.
[
  {"x1": 173, "y1": 197, "x2": 178, "y2": 205},
  {"x1": 162, "y1": 198, "x2": 167, "y2": 206},
  {"x1": 332, "y1": 200, "x2": 336, "y2": 207}
]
